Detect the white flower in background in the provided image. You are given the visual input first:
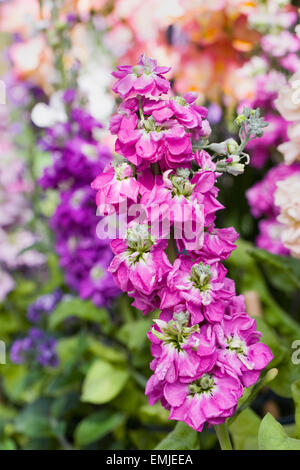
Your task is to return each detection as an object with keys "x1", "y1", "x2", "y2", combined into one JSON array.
[
  {"x1": 275, "y1": 71, "x2": 300, "y2": 122},
  {"x1": 0, "y1": 229, "x2": 45, "y2": 269},
  {"x1": 278, "y1": 122, "x2": 300, "y2": 165},
  {"x1": 248, "y1": 0, "x2": 294, "y2": 32},
  {"x1": 31, "y1": 91, "x2": 67, "y2": 128},
  {"x1": 238, "y1": 56, "x2": 268, "y2": 78},
  {"x1": 77, "y1": 61, "x2": 115, "y2": 122},
  {"x1": 0, "y1": 268, "x2": 15, "y2": 302},
  {"x1": 275, "y1": 174, "x2": 300, "y2": 258}
]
